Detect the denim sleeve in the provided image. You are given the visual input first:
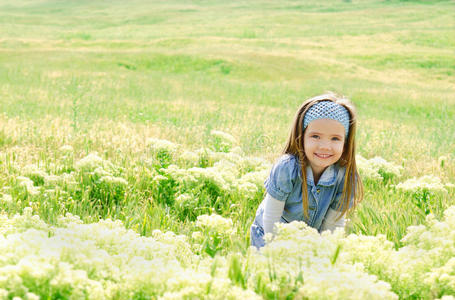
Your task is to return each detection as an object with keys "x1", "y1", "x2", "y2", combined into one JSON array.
[
  {"x1": 330, "y1": 171, "x2": 356, "y2": 211},
  {"x1": 264, "y1": 156, "x2": 296, "y2": 202}
]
